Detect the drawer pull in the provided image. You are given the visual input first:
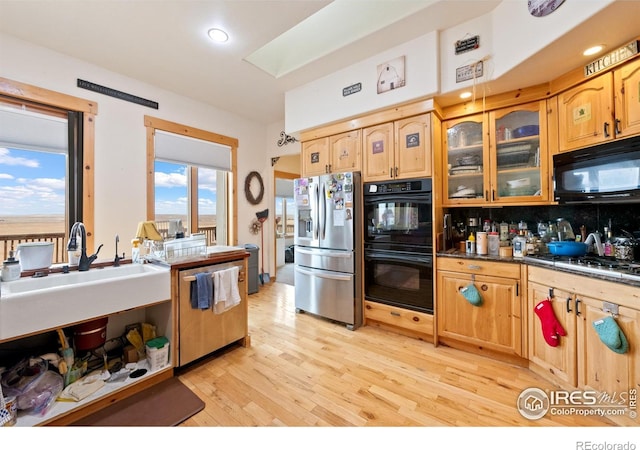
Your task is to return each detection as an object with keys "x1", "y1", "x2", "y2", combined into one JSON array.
[
  {"x1": 390, "y1": 311, "x2": 401, "y2": 317},
  {"x1": 467, "y1": 265, "x2": 481, "y2": 270},
  {"x1": 412, "y1": 316, "x2": 420, "y2": 322}
]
